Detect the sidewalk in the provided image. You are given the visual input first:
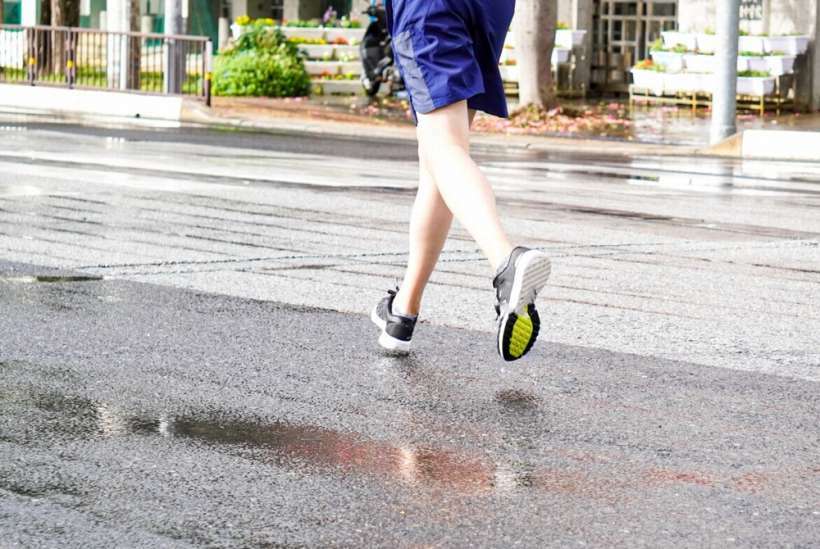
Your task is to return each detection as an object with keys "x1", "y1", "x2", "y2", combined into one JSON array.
[
  {"x1": 181, "y1": 96, "x2": 704, "y2": 158},
  {"x1": 182, "y1": 95, "x2": 820, "y2": 160}
]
